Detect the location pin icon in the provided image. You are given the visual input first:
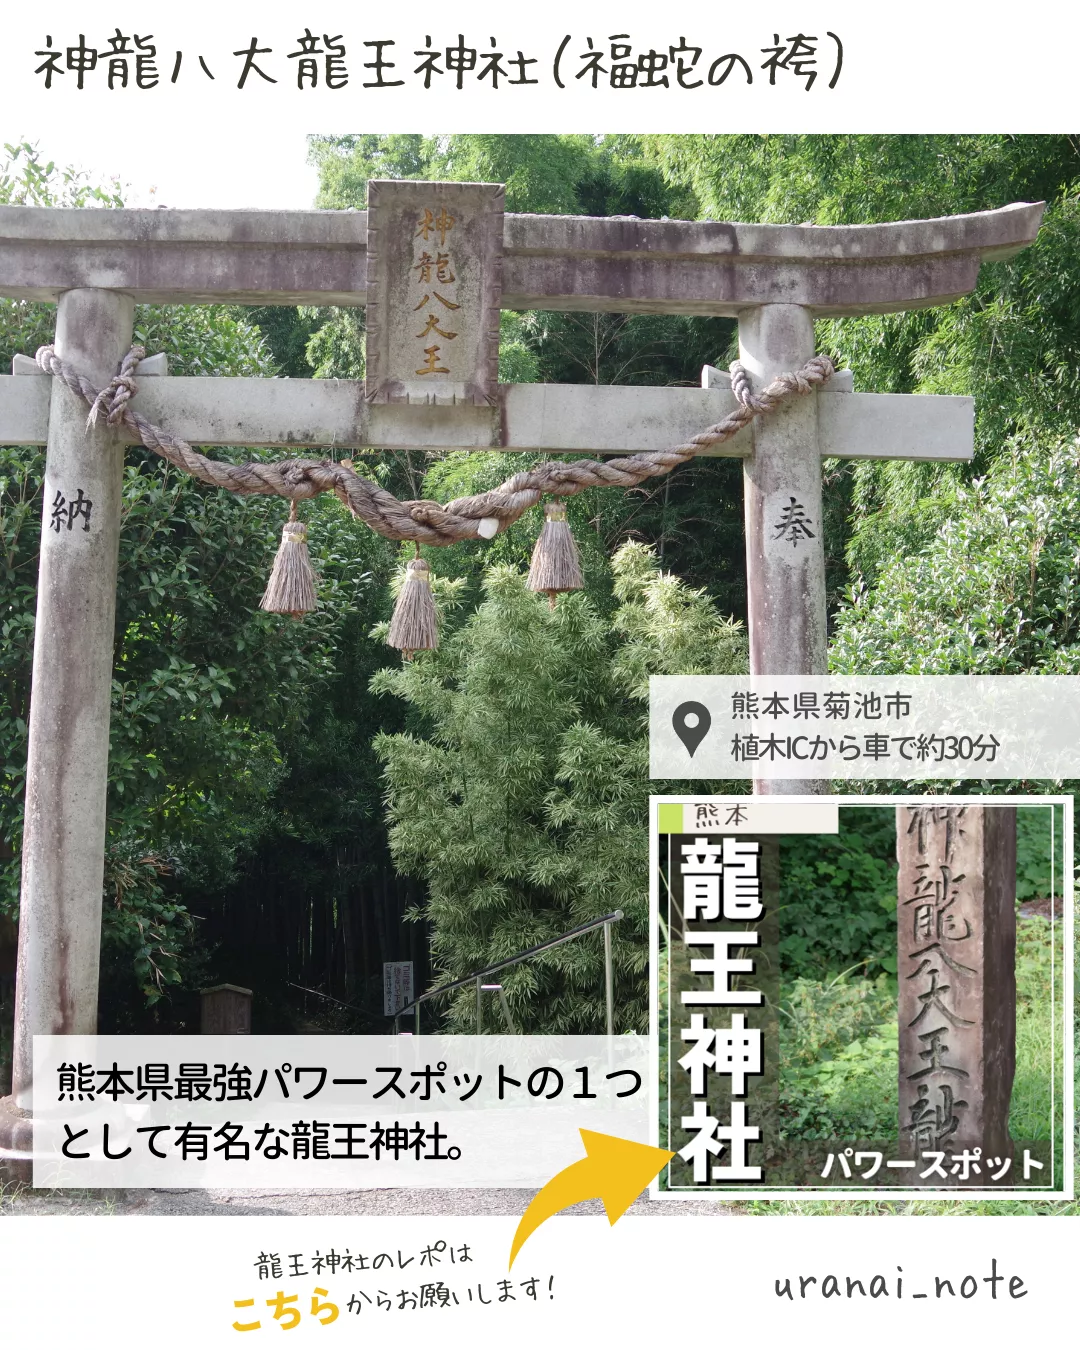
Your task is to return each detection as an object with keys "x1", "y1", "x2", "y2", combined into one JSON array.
[{"x1": 672, "y1": 701, "x2": 711, "y2": 758}]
